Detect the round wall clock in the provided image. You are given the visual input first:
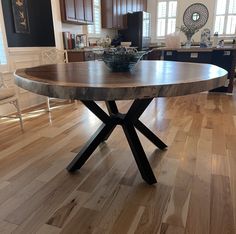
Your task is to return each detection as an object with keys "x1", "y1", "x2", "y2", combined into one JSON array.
[{"x1": 183, "y1": 3, "x2": 209, "y2": 30}]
